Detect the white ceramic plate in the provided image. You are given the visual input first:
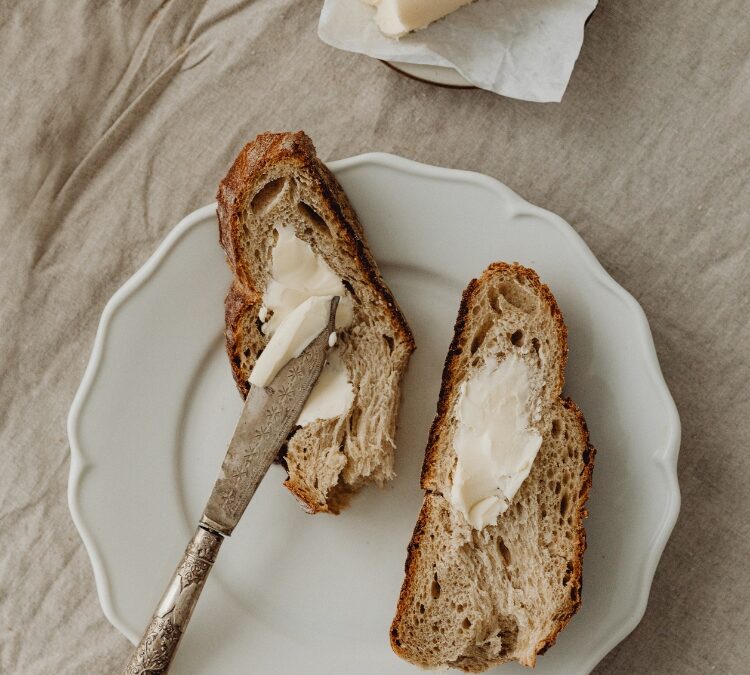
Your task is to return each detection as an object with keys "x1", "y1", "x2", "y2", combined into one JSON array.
[
  {"x1": 384, "y1": 61, "x2": 473, "y2": 88},
  {"x1": 68, "y1": 154, "x2": 680, "y2": 674}
]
